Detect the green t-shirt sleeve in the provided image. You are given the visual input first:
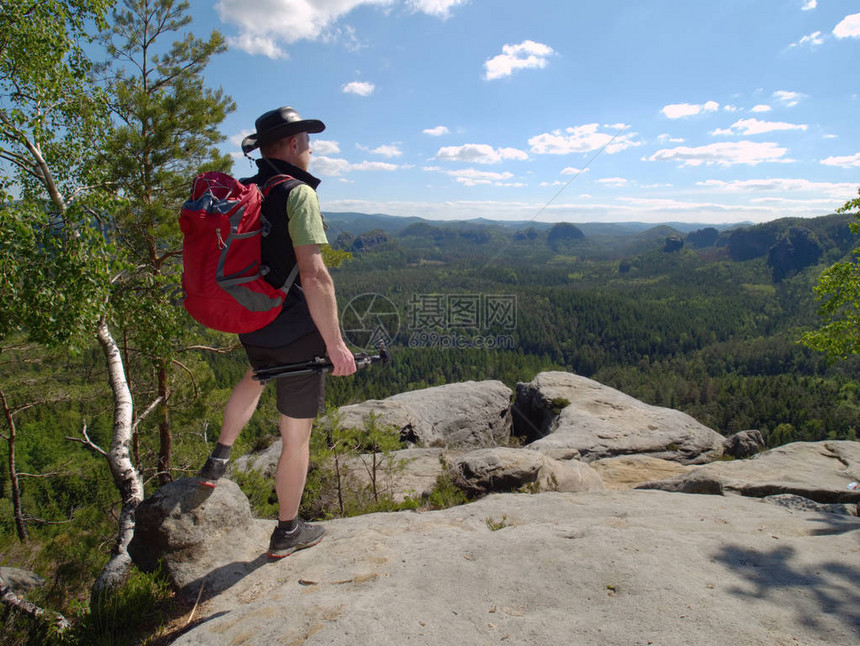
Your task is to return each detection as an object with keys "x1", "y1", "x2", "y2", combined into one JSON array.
[{"x1": 287, "y1": 183, "x2": 328, "y2": 247}]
